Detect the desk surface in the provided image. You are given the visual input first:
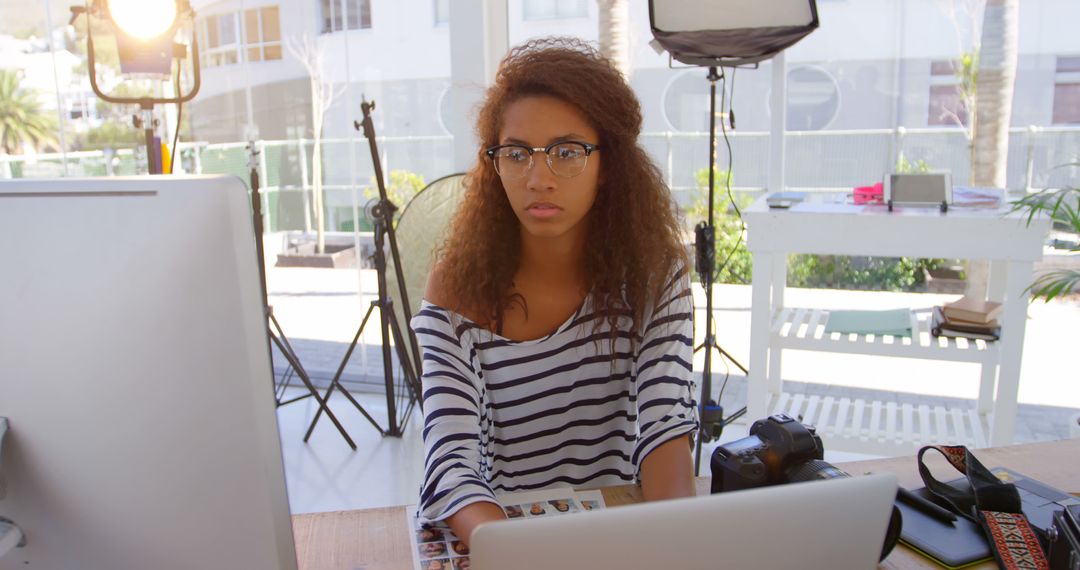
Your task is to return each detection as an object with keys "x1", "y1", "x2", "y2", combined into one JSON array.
[{"x1": 292, "y1": 438, "x2": 1080, "y2": 570}]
